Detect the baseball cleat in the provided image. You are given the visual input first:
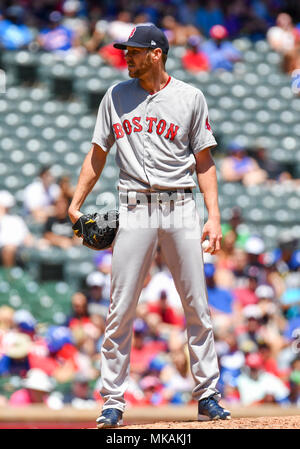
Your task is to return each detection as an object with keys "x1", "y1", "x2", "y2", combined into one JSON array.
[
  {"x1": 96, "y1": 408, "x2": 123, "y2": 428},
  {"x1": 198, "y1": 396, "x2": 231, "y2": 421}
]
